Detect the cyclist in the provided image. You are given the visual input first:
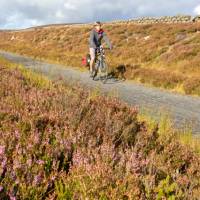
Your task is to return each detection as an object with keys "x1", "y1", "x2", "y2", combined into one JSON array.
[{"x1": 89, "y1": 21, "x2": 112, "y2": 76}]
